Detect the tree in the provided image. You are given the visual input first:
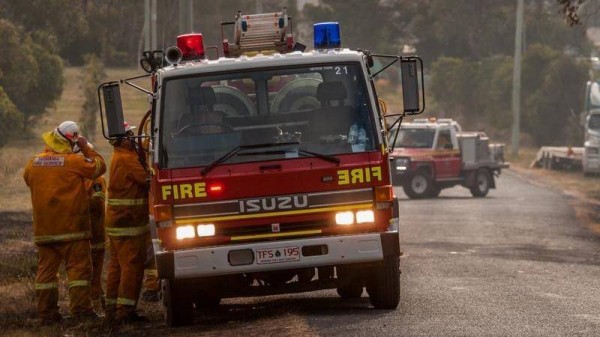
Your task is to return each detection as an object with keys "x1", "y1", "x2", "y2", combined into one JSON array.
[
  {"x1": 0, "y1": 19, "x2": 64, "y2": 131},
  {"x1": 0, "y1": 87, "x2": 23, "y2": 149},
  {"x1": 557, "y1": 0, "x2": 585, "y2": 25},
  {"x1": 0, "y1": 0, "x2": 88, "y2": 62},
  {"x1": 522, "y1": 51, "x2": 588, "y2": 145},
  {"x1": 302, "y1": 0, "x2": 416, "y2": 54},
  {"x1": 410, "y1": 0, "x2": 590, "y2": 64},
  {"x1": 79, "y1": 55, "x2": 106, "y2": 142}
]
